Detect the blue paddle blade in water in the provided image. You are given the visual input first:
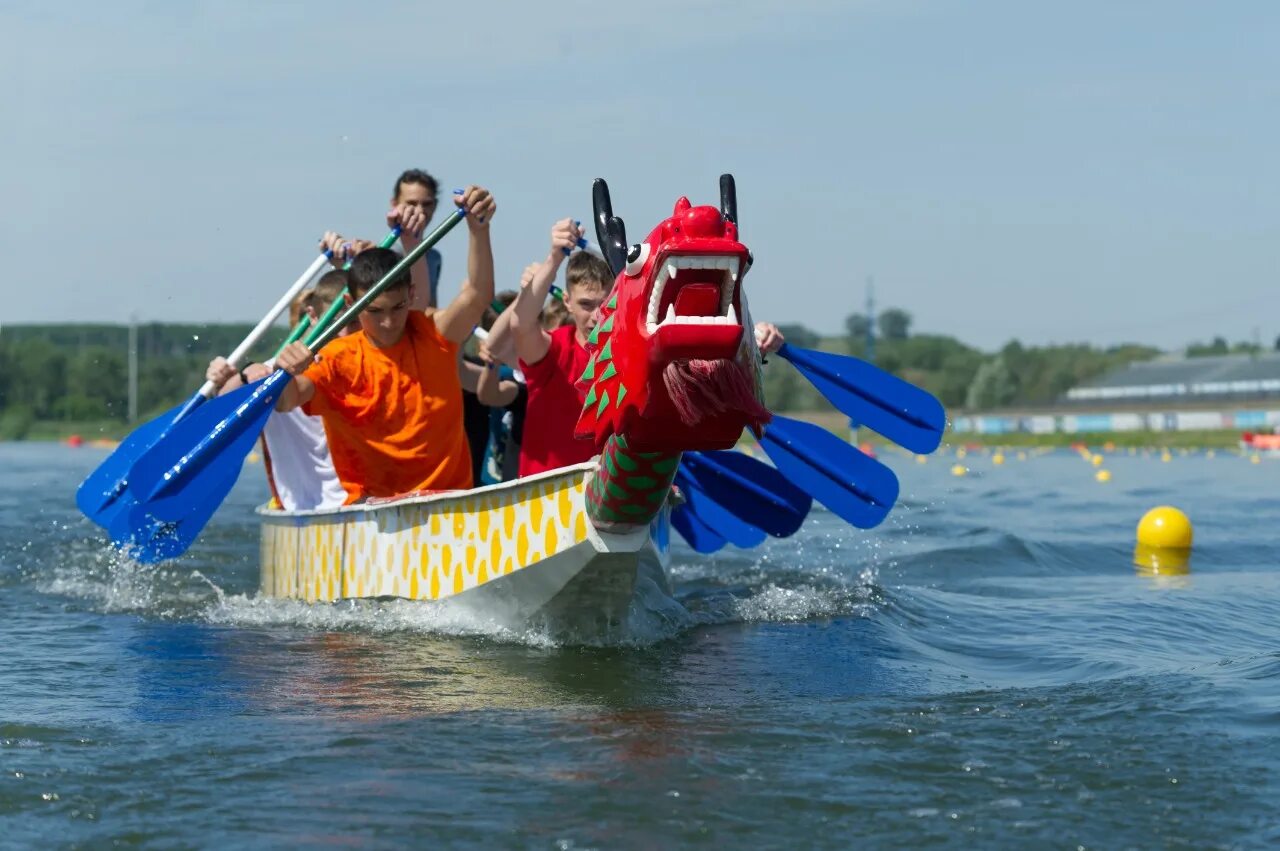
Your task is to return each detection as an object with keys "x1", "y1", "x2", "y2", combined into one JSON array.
[
  {"x1": 777, "y1": 344, "x2": 945, "y2": 454},
  {"x1": 75, "y1": 389, "x2": 209, "y2": 528},
  {"x1": 670, "y1": 486, "x2": 729, "y2": 554},
  {"x1": 108, "y1": 373, "x2": 287, "y2": 563},
  {"x1": 681, "y1": 449, "x2": 811, "y2": 538},
  {"x1": 673, "y1": 467, "x2": 767, "y2": 550},
  {"x1": 759, "y1": 415, "x2": 900, "y2": 529}
]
